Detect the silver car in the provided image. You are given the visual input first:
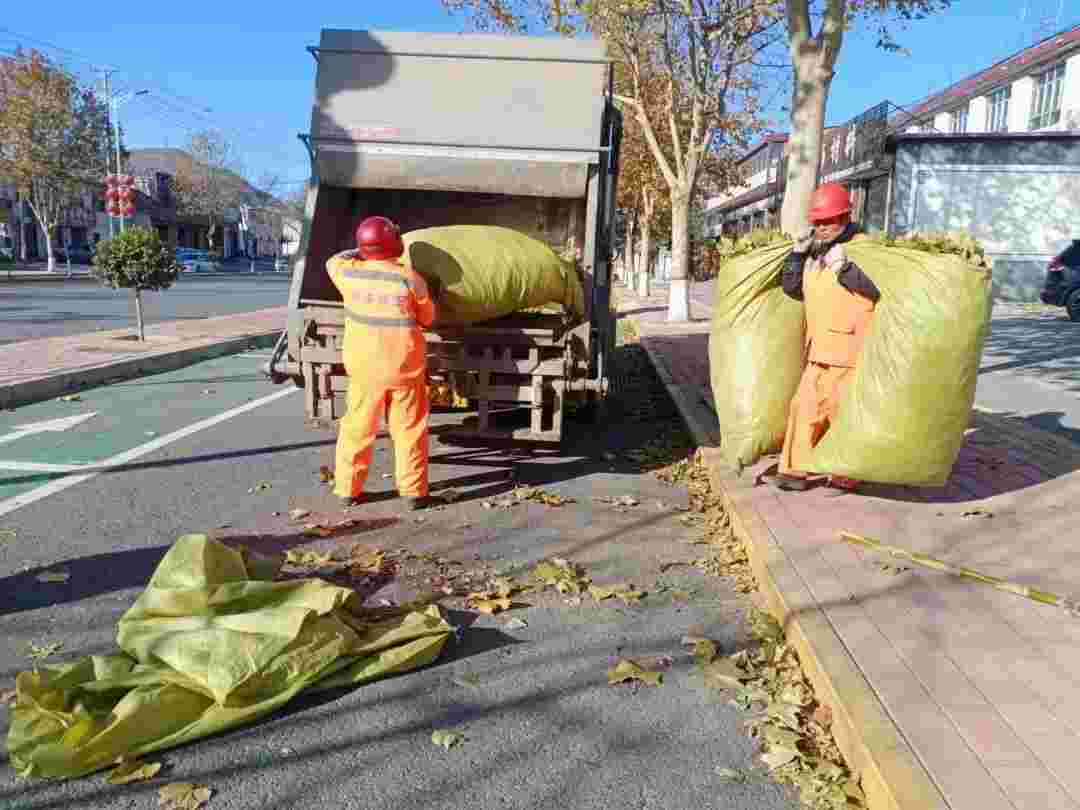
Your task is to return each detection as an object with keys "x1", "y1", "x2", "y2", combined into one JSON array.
[{"x1": 178, "y1": 250, "x2": 220, "y2": 273}]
